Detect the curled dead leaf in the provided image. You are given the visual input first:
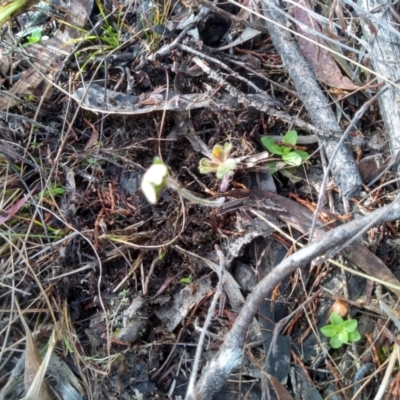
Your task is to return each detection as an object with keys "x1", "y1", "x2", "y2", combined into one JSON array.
[{"x1": 294, "y1": 0, "x2": 360, "y2": 90}]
